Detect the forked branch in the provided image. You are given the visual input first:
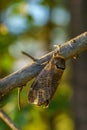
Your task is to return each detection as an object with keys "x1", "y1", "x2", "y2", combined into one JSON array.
[{"x1": 0, "y1": 32, "x2": 87, "y2": 100}]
